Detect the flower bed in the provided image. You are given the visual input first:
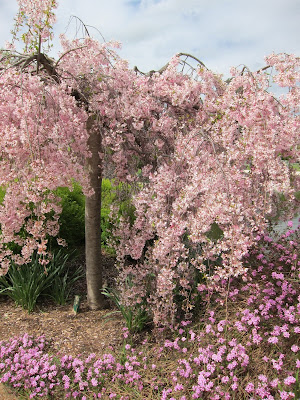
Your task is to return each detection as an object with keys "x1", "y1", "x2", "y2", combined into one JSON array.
[{"x1": 0, "y1": 224, "x2": 299, "y2": 399}]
